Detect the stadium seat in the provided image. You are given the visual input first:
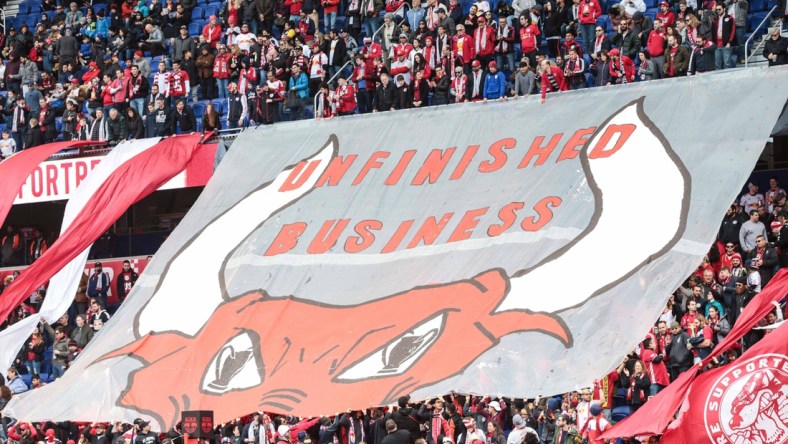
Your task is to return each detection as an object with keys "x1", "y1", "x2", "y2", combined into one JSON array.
[
  {"x1": 211, "y1": 99, "x2": 224, "y2": 115},
  {"x1": 191, "y1": 6, "x2": 204, "y2": 20},
  {"x1": 29, "y1": 4, "x2": 41, "y2": 14},
  {"x1": 192, "y1": 102, "x2": 206, "y2": 118},
  {"x1": 749, "y1": 12, "x2": 768, "y2": 32},
  {"x1": 25, "y1": 16, "x2": 38, "y2": 29},
  {"x1": 94, "y1": 4, "x2": 106, "y2": 14},
  {"x1": 644, "y1": 0, "x2": 658, "y2": 7},
  {"x1": 204, "y1": 5, "x2": 218, "y2": 18},
  {"x1": 596, "y1": 15, "x2": 610, "y2": 31},
  {"x1": 189, "y1": 22, "x2": 201, "y2": 36},
  {"x1": 644, "y1": 9, "x2": 658, "y2": 21},
  {"x1": 748, "y1": 0, "x2": 764, "y2": 9},
  {"x1": 13, "y1": 16, "x2": 26, "y2": 29},
  {"x1": 611, "y1": 405, "x2": 631, "y2": 422},
  {"x1": 18, "y1": 3, "x2": 31, "y2": 14}
]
